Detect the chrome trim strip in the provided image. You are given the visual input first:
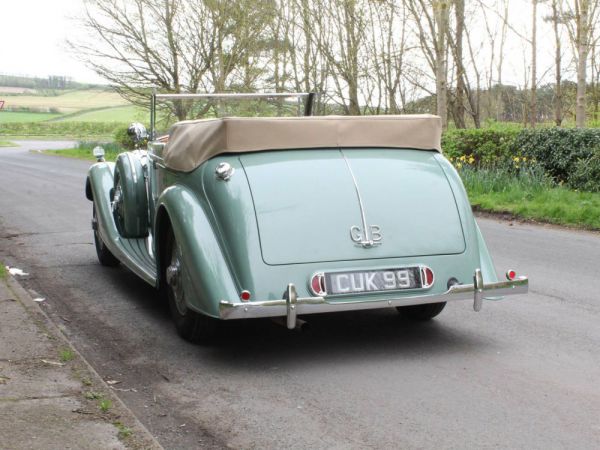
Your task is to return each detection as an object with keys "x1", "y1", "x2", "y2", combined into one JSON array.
[
  {"x1": 341, "y1": 150, "x2": 382, "y2": 248},
  {"x1": 219, "y1": 272, "x2": 529, "y2": 321},
  {"x1": 155, "y1": 93, "x2": 311, "y2": 100}
]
